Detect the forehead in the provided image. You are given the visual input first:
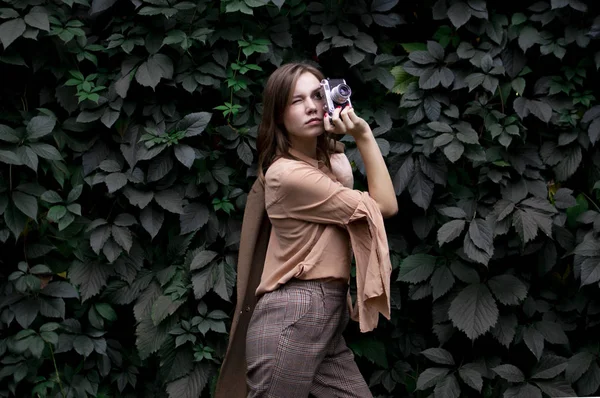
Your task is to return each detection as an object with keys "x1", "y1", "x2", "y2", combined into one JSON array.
[{"x1": 292, "y1": 72, "x2": 321, "y2": 95}]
